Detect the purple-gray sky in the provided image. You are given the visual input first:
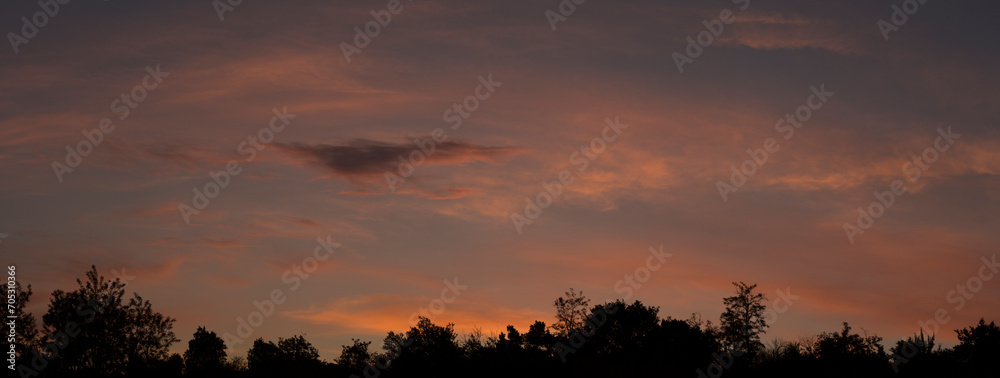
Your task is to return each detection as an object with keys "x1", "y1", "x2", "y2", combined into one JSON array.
[{"x1": 2, "y1": 0, "x2": 999, "y2": 359}]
